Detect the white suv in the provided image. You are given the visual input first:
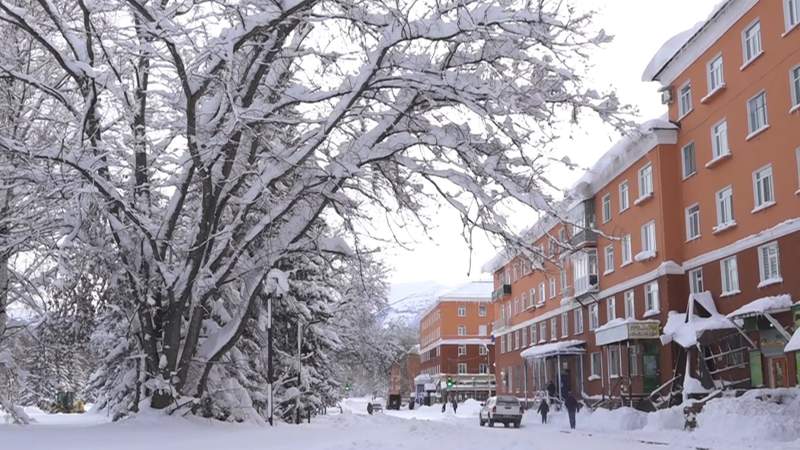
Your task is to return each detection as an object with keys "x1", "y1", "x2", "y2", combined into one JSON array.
[{"x1": 479, "y1": 395, "x2": 523, "y2": 428}]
